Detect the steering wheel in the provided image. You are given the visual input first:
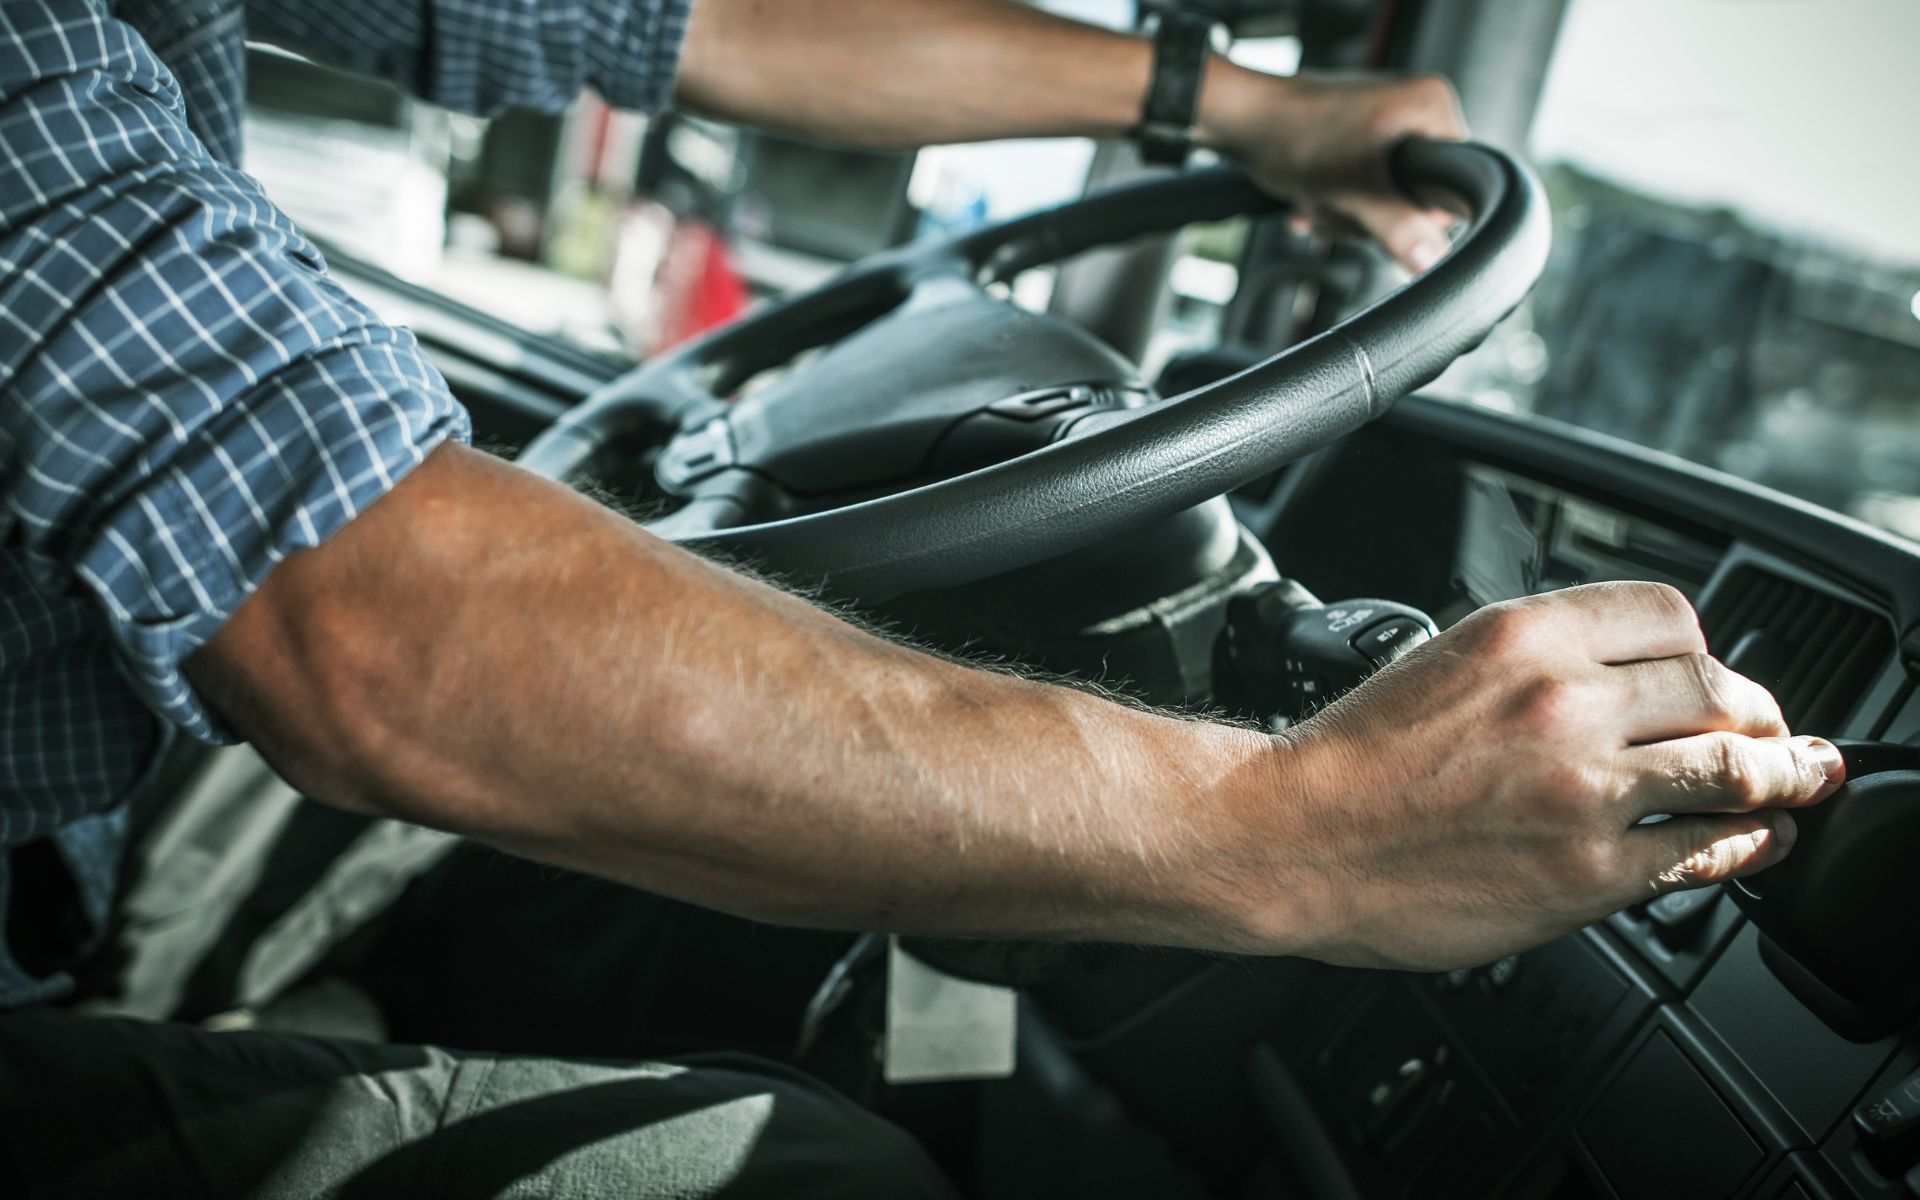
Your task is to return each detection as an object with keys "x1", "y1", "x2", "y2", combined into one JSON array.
[{"x1": 517, "y1": 139, "x2": 1549, "y2": 601}]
